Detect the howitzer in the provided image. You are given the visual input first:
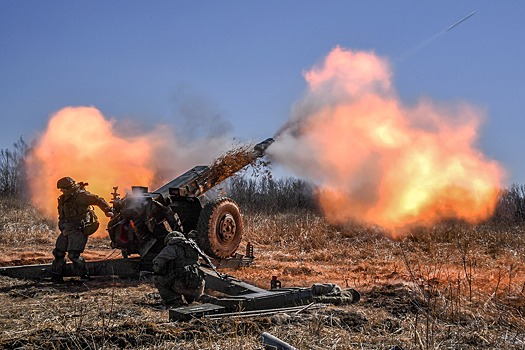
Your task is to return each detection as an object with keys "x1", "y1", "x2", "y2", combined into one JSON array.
[
  {"x1": 0, "y1": 135, "x2": 363, "y2": 322},
  {"x1": 107, "y1": 138, "x2": 274, "y2": 261}
]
